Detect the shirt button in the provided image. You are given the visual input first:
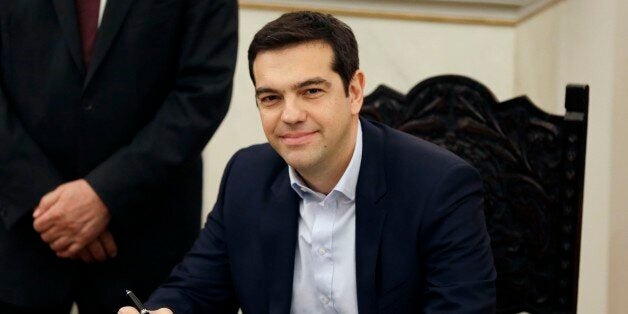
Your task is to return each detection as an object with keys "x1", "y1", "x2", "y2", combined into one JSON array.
[
  {"x1": 318, "y1": 247, "x2": 327, "y2": 255},
  {"x1": 320, "y1": 295, "x2": 330, "y2": 305}
]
